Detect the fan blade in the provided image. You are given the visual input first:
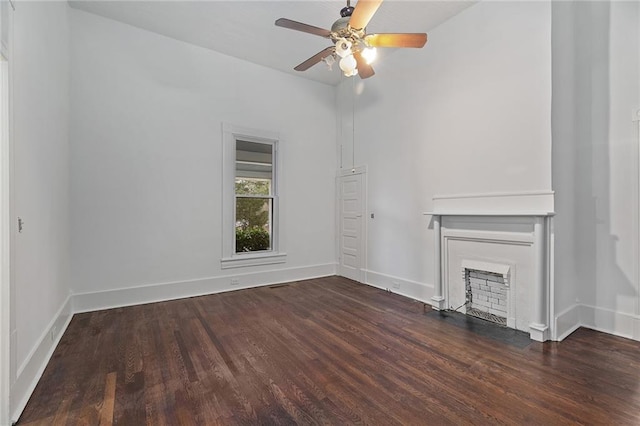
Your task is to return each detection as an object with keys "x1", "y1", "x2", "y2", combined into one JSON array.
[
  {"x1": 353, "y1": 51, "x2": 375, "y2": 79},
  {"x1": 275, "y1": 18, "x2": 331, "y2": 38},
  {"x1": 294, "y1": 47, "x2": 335, "y2": 71},
  {"x1": 365, "y1": 33, "x2": 428, "y2": 48},
  {"x1": 349, "y1": 0, "x2": 383, "y2": 30}
]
